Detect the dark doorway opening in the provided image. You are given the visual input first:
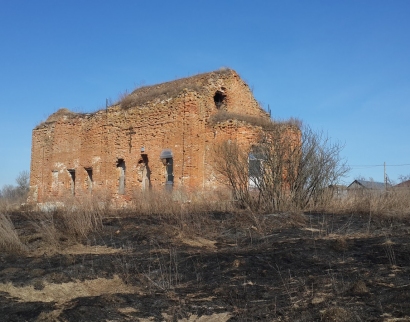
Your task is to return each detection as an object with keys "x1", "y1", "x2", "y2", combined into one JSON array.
[{"x1": 117, "y1": 159, "x2": 126, "y2": 195}]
